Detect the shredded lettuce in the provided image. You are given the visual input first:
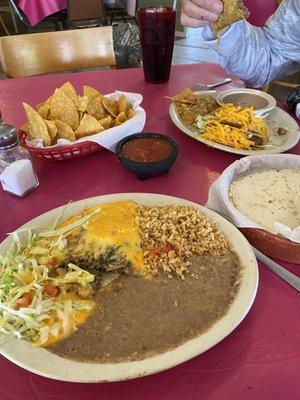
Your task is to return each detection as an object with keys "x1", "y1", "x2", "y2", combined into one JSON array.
[
  {"x1": 39, "y1": 207, "x2": 102, "y2": 238},
  {"x1": 195, "y1": 114, "x2": 215, "y2": 133},
  {"x1": 52, "y1": 264, "x2": 94, "y2": 287},
  {"x1": 0, "y1": 226, "x2": 95, "y2": 346},
  {"x1": 195, "y1": 115, "x2": 205, "y2": 131}
]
